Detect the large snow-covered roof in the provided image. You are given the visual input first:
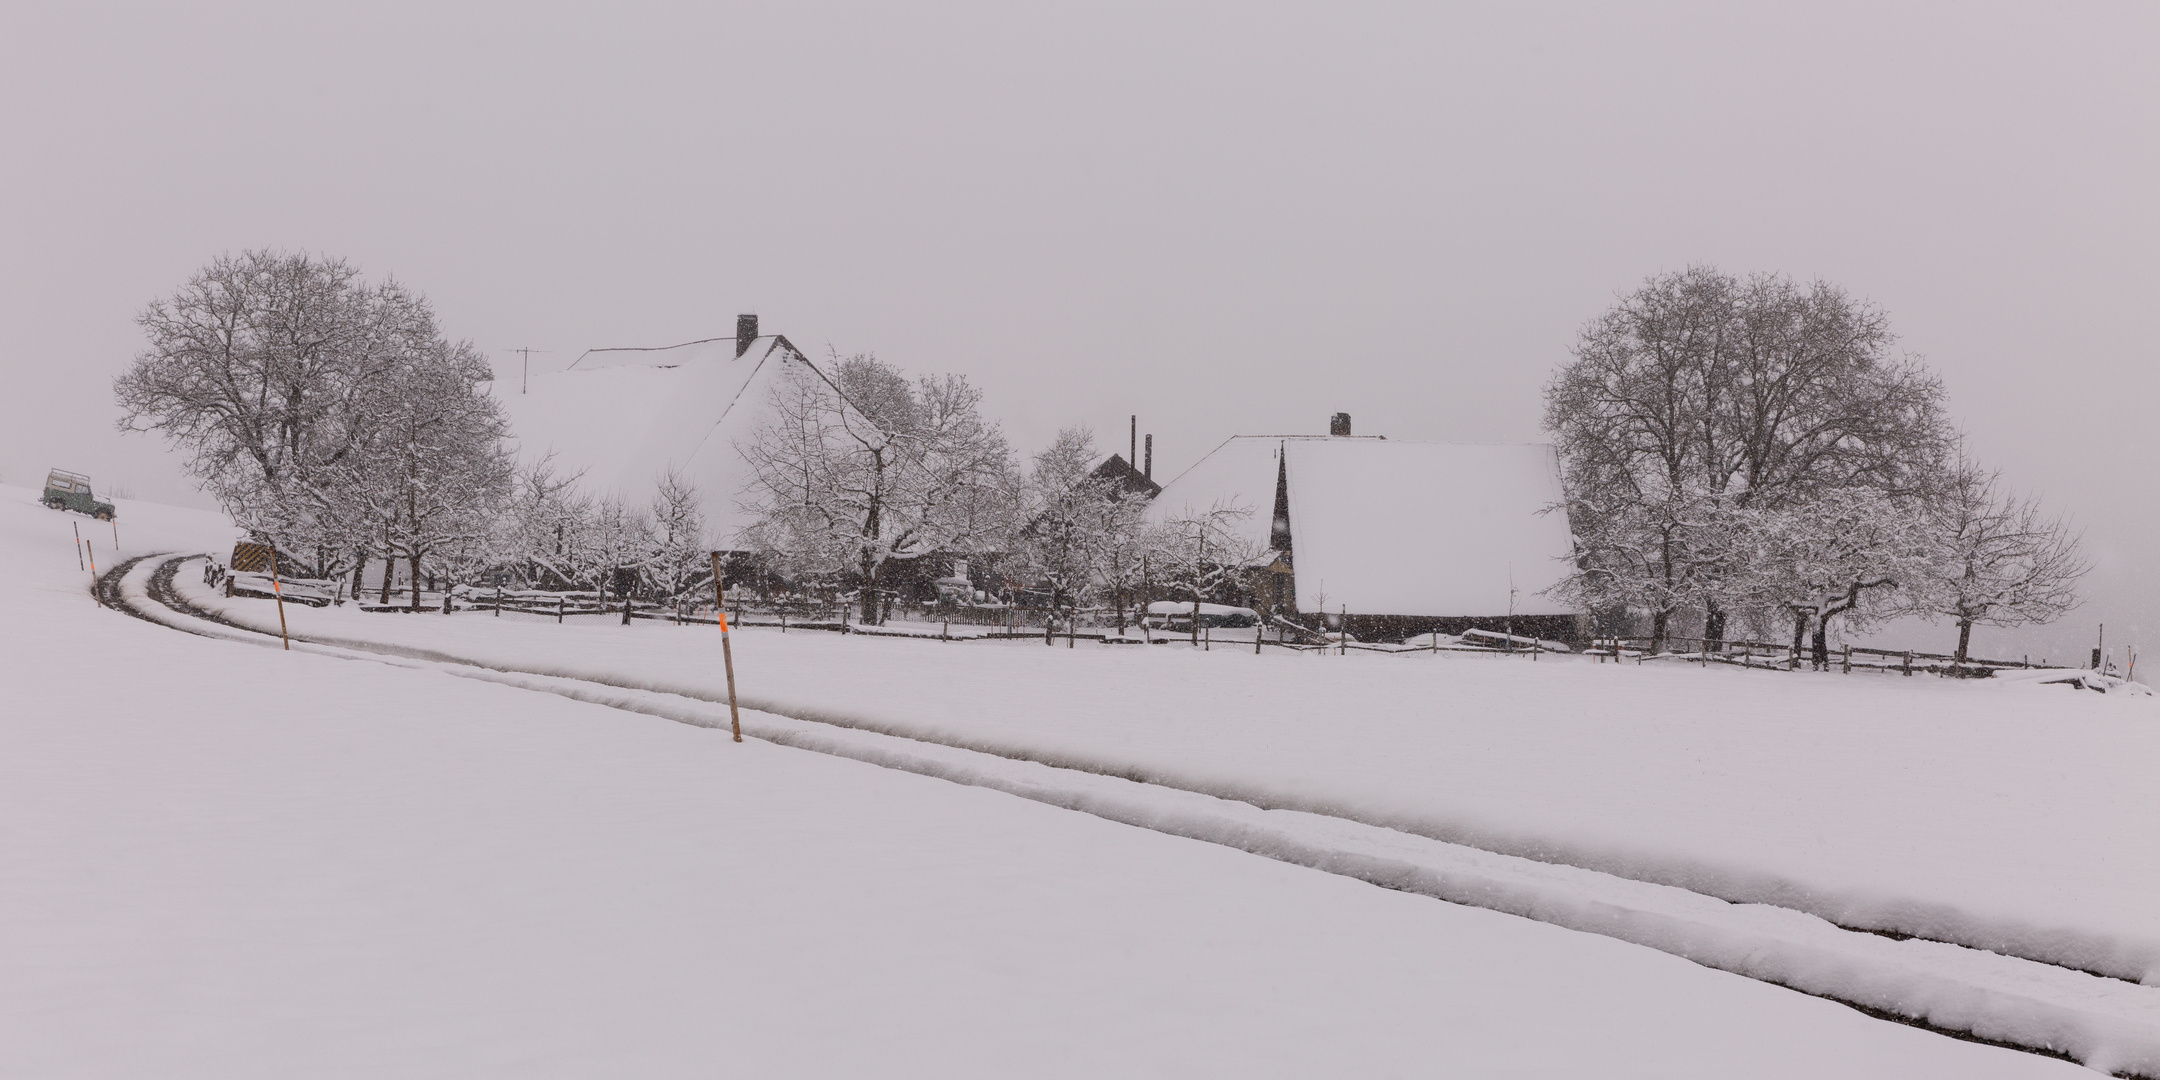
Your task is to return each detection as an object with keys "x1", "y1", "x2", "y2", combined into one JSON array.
[
  {"x1": 1148, "y1": 436, "x2": 1576, "y2": 617},
  {"x1": 486, "y1": 336, "x2": 805, "y2": 546},
  {"x1": 1284, "y1": 439, "x2": 1574, "y2": 617}
]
